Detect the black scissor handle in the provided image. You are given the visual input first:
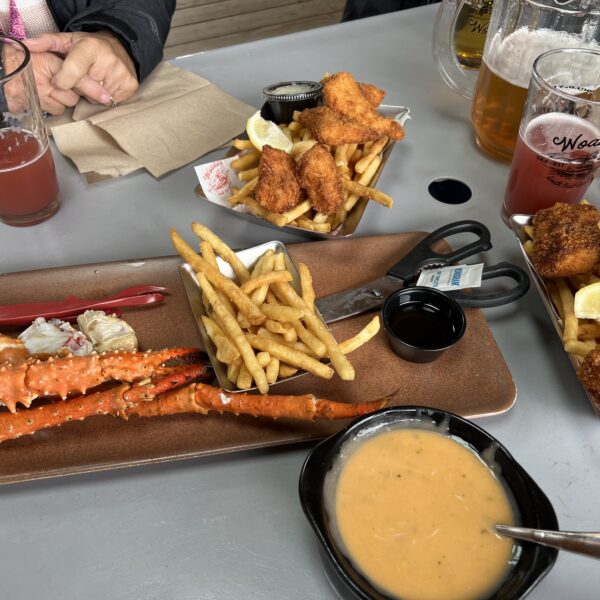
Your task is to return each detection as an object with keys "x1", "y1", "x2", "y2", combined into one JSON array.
[
  {"x1": 448, "y1": 262, "x2": 530, "y2": 308},
  {"x1": 387, "y1": 220, "x2": 492, "y2": 282}
]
